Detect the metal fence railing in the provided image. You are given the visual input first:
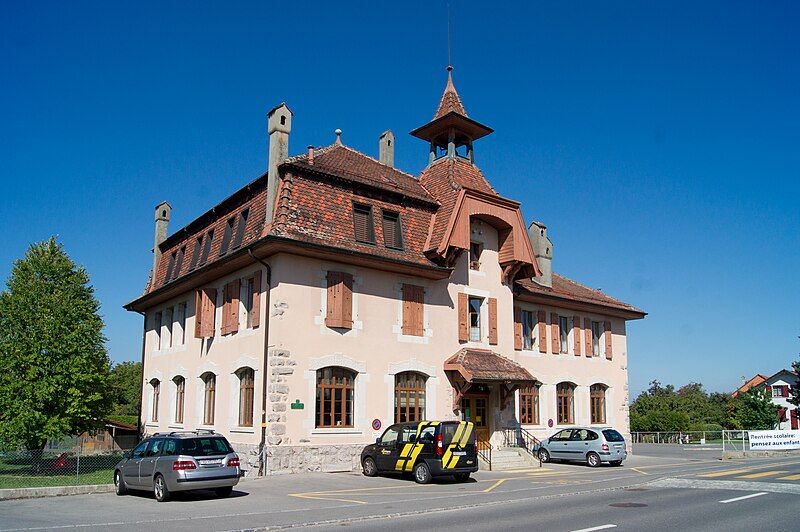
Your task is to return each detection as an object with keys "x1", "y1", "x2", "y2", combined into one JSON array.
[
  {"x1": 631, "y1": 430, "x2": 751, "y2": 451},
  {"x1": 1, "y1": 436, "x2": 138, "y2": 490}
]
